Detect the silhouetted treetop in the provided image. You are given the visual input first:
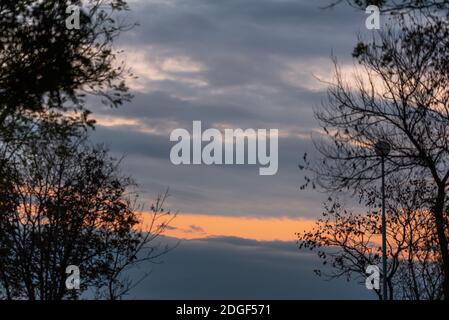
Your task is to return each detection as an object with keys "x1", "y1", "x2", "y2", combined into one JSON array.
[
  {"x1": 0, "y1": 0, "x2": 133, "y2": 119},
  {"x1": 329, "y1": 0, "x2": 449, "y2": 13}
]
